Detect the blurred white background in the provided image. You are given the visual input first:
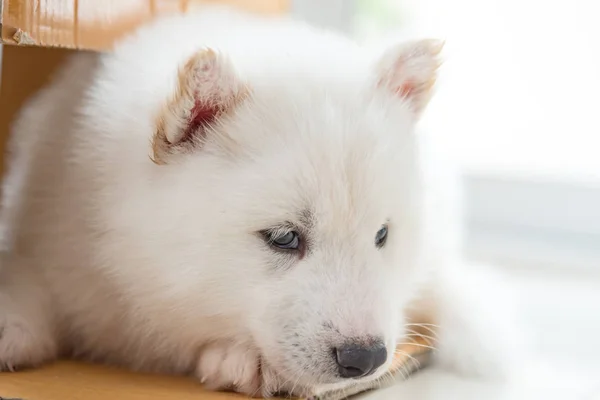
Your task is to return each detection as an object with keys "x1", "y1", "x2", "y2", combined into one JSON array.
[{"x1": 292, "y1": 0, "x2": 600, "y2": 398}]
